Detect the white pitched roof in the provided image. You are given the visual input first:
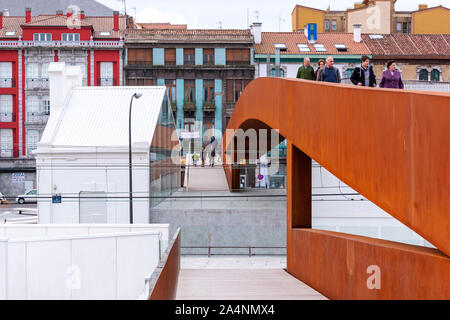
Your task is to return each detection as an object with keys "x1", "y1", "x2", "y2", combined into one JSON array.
[{"x1": 39, "y1": 86, "x2": 167, "y2": 148}]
